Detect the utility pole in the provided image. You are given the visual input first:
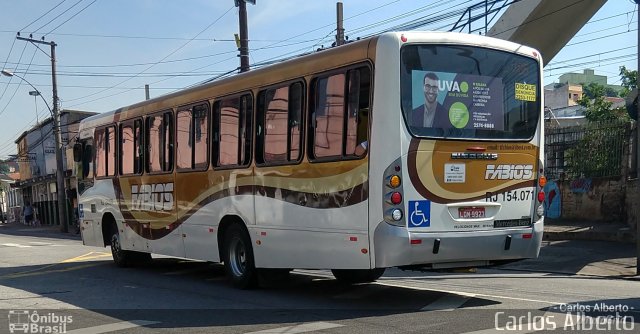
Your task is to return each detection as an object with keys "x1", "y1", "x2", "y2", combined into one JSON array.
[
  {"x1": 336, "y1": 2, "x2": 345, "y2": 46},
  {"x1": 235, "y1": 0, "x2": 255, "y2": 73},
  {"x1": 16, "y1": 35, "x2": 67, "y2": 233}
]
